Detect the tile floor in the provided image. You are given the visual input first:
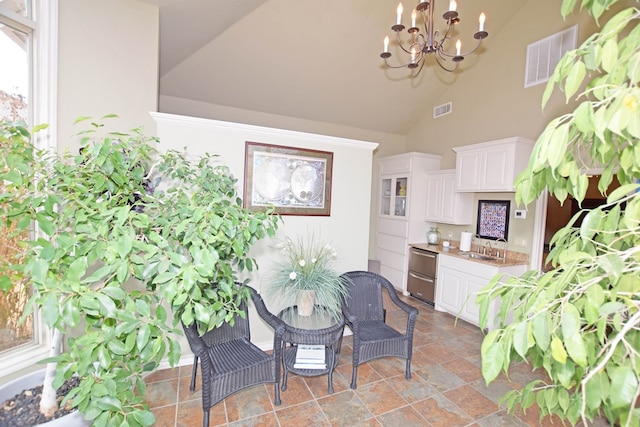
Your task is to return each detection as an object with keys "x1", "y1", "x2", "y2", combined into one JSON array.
[{"x1": 143, "y1": 293, "x2": 603, "y2": 427}]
